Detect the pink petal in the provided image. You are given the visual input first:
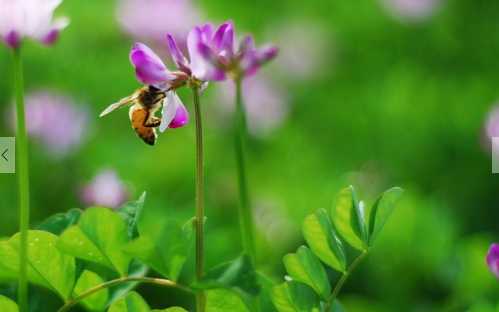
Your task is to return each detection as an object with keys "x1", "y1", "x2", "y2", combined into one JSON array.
[
  {"x1": 213, "y1": 21, "x2": 235, "y2": 57},
  {"x1": 219, "y1": 22, "x2": 235, "y2": 57},
  {"x1": 130, "y1": 42, "x2": 174, "y2": 85},
  {"x1": 166, "y1": 33, "x2": 190, "y2": 73},
  {"x1": 40, "y1": 17, "x2": 69, "y2": 45},
  {"x1": 160, "y1": 91, "x2": 188, "y2": 131},
  {"x1": 240, "y1": 45, "x2": 278, "y2": 78},
  {"x1": 41, "y1": 29, "x2": 59, "y2": 45},
  {"x1": 212, "y1": 22, "x2": 230, "y2": 50},
  {"x1": 258, "y1": 45, "x2": 279, "y2": 64},
  {"x1": 200, "y1": 23, "x2": 214, "y2": 41},
  {"x1": 238, "y1": 35, "x2": 255, "y2": 56},
  {"x1": 4, "y1": 30, "x2": 21, "y2": 49},
  {"x1": 187, "y1": 26, "x2": 226, "y2": 81},
  {"x1": 487, "y1": 243, "x2": 499, "y2": 278},
  {"x1": 170, "y1": 101, "x2": 189, "y2": 128}
]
